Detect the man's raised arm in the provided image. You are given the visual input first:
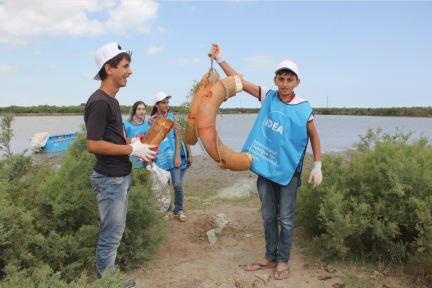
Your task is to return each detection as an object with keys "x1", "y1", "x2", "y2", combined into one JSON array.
[{"x1": 209, "y1": 44, "x2": 259, "y2": 99}]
